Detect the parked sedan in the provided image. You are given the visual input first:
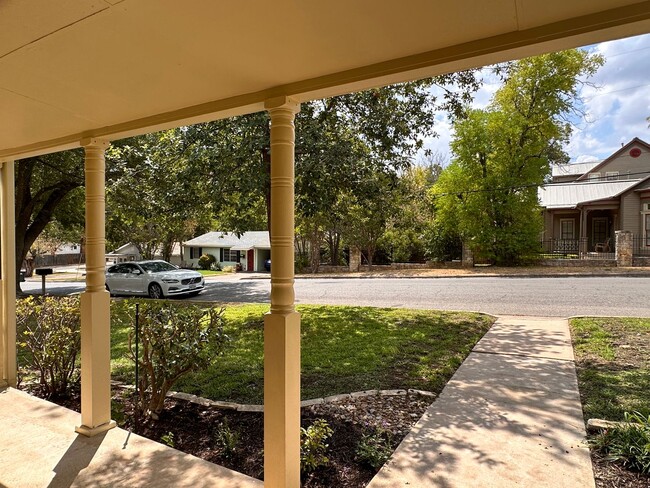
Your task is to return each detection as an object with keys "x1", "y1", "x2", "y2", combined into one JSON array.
[{"x1": 105, "y1": 260, "x2": 204, "y2": 298}]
